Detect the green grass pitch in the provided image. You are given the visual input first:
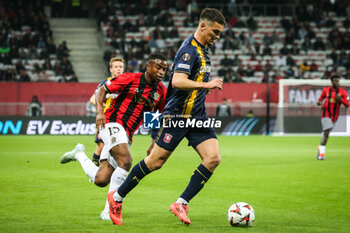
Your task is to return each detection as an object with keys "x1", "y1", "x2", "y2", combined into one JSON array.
[{"x1": 0, "y1": 135, "x2": 349, "y2": 233}]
